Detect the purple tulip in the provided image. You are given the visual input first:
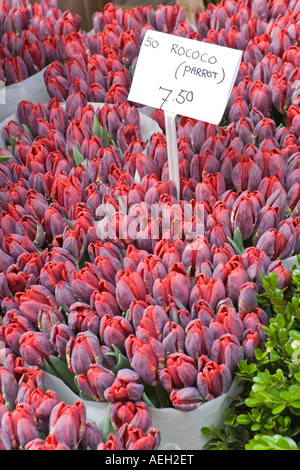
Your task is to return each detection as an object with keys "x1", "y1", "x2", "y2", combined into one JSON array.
[
  {"x1": 76, "y1": 363, "x2": 115, "y2": 402},
  {"x1": 104, "y1": 368, "x2": 144, "y2": 403},
  {"x1": 1, "y1": 403, "x2": 38, "y2": 450},
  {"x1": 49, "y1": 401, "x2": 86, "y2": 450},
  {"x1": 125, "y1": 334, "x2": 166, "y2": 386}
]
